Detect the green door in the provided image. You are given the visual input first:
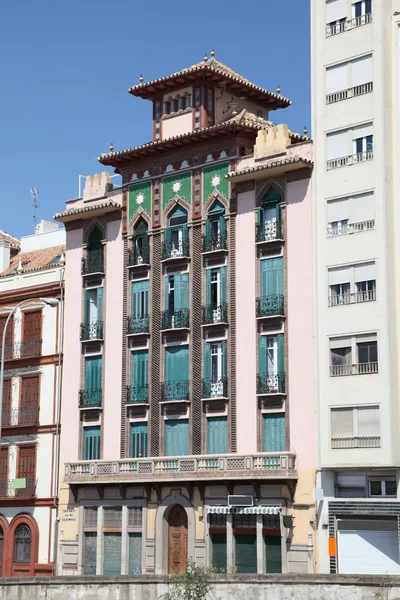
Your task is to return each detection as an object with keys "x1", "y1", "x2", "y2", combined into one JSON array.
[
  {"x1": 128, "y1": 533, "x2": 142, "y2": 574},
  {"x1": 131, "y1": 350, "x2": 148, "y2": 402},
  {"x1": 165, "y1": 345, "x2": 189, "y2": 398},
  {"x1": 165, "y1": 419, "x2": 189, "y2": 456},
  {"x1": 85, "y1": 356, "x2": 102, "y2": 391},
  {"x1": 265, "y1": 536, "x2": 282, "y2": 573},
  {"x1": 235, "y1": 534, "x2": 257, "y2": 573},
  {"x1": 103, "y1": 532, "x2": 121, "y2": 575},
  {"x1": 207, "y1": 416, "x2": 228, "y2": 454},
  {"x1": 82, "y1": 426, "x2": 100, "y2": 460},
  {"x1": 211, "y1": 534, "x2": 227, "y2": 571},
  {"x1": 132, "y1": 280, "x2": 149, "y2": 319},
  {"x1": 129, "y1": 422, "x2": 148, "y2": 458},
  {"x1": 263, "y1": 413, "x2": 286, "y2": 452},
  {"x1": 260, "y1": 257, "x2": 283, "y2": 297}
]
